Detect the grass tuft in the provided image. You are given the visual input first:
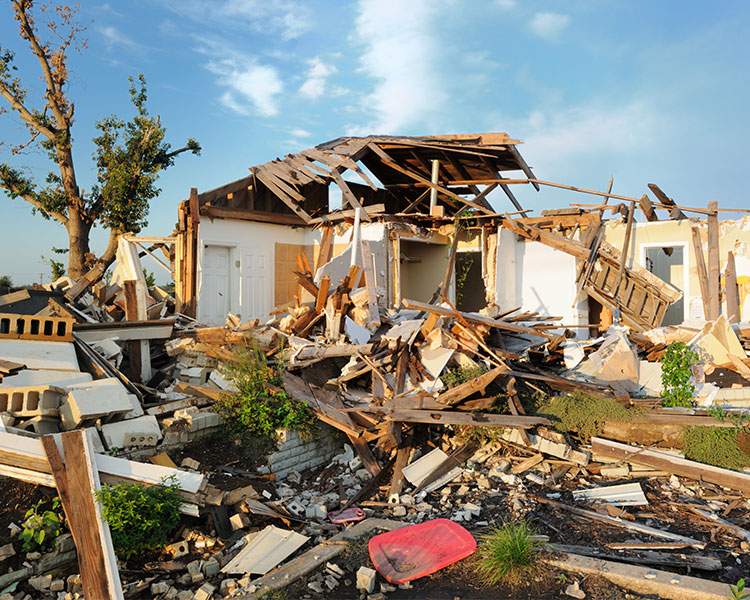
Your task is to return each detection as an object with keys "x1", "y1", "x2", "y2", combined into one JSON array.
[{"x1": 474, "y1": 521, "x2": 544, "y2": 586}]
